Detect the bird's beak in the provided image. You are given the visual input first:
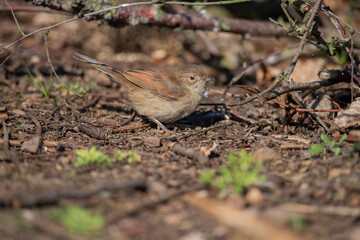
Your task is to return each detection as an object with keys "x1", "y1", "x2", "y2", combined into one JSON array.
[{"x1": 205, "y1": 76, "x2": 215, "y2": 82}]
